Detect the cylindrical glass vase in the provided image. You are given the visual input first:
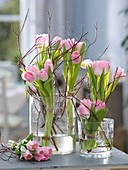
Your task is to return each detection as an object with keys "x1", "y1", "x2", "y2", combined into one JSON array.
[
  {"x1": 29, "y1": 94, "x2": 76, "y2": 155},
  {"x1": 78, "y1": 118, "x2": 114, "y2": 158}
]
